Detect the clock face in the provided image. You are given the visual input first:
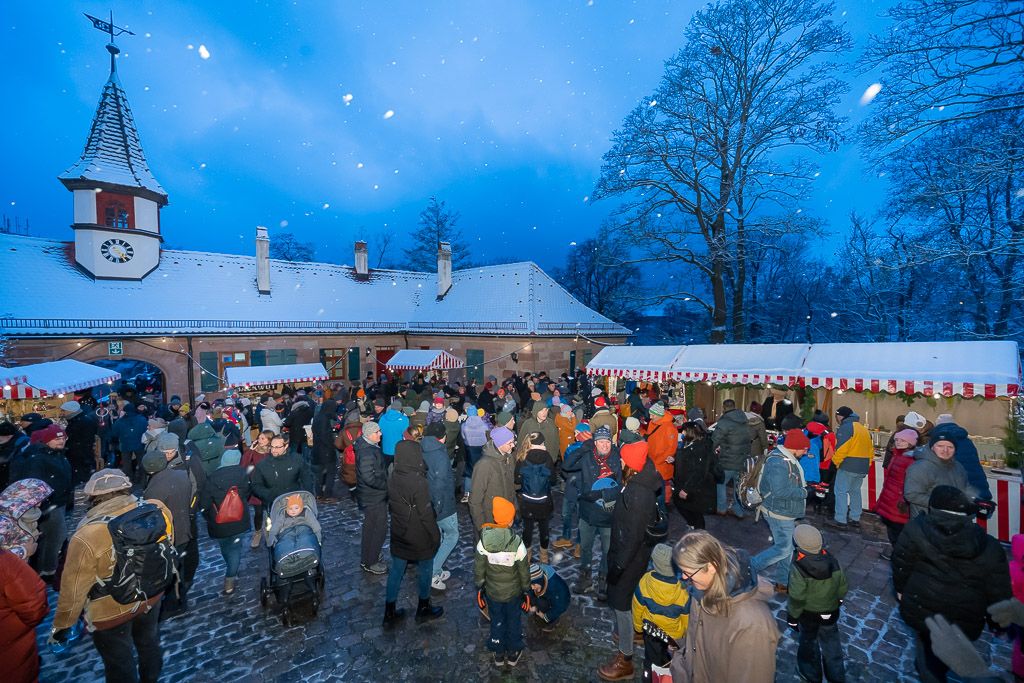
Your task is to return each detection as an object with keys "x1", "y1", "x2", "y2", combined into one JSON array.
[{"x1": 100, "y1": 238, "x2": 134, "y2": 263}]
